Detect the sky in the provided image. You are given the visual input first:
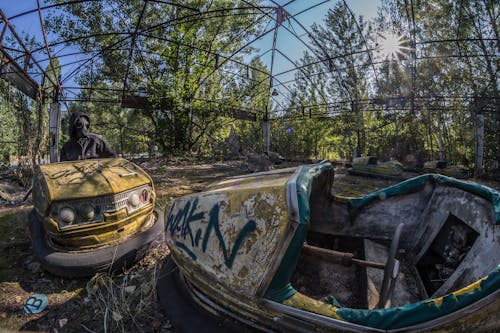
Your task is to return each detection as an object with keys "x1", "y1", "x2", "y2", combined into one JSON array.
[
  {"x1": 1, "y1": 0, "x2": 86, "y2": 101},
  {"x1": 0, "y1": 0, "x2": 381, "y2": 109},
  {"x1": 252, "y1": 1, "x2": 380, "y2": 72},
  {"x1": 251, "y1": 0, "x2": 381, "y2": 105}
]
